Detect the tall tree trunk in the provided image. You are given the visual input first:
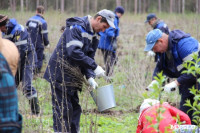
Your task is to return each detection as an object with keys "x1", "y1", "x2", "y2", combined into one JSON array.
[
  {"x1": 178, "y1": 0, "x2": 181, "y2": 13},
  {"x1": 93, "y1": 0, "x2": 97, "y2": 13},
  {"x1": 170, "y1": 0, "x2": 173, "y2": 13},
  {"x1": 116, "y1": 0, "x2": 121, "y2": 6},
  {"x1": 138, "y1": 0, "x2": 141, "y2": 14},
  {"x1": 44, "y1": 0, "x2": 47, "y2": 10},
  {"x1": 196, "y1": 0, "x2": 199, "y2": 14},
  {"x1": 10, "y1": 0, "x2": 16, "y2": 14},
  {"x1": 36, "y1": 0, "x2": 39, "y2": 7},
  {"x1": 20, "y1": 0, "x2": 24, "y2": 12},
  {"x1": 143, "y1": 0, "x2": 146, "y2": 13},
  {"x1": 80, "y1": 0, "x2": 84, "y2": 16},
  {"x1": 56, "y1": 0, "x2": 59, "y2": 11},
  {"x1": 158, "y1": 0, "x2": 161, "y2": 13},
  {"x1": 125, "y1": 0, "x2": 128, "y2": 13},
  {"x1": 134, "y1": 0, "x2": 137, "y2": 14},
  {"x1": 86, "y1": 0, "x2": 89, "y2": 14},
  {"x1": 26, "y1": 0, "x2": 29, "y2": 11},
  {"x1": 61, "y1": 0, "x2": 64, "y2": 13},
  {"x1": 182, "y1": 0, "x2": 185, "y2": 14},
  {"x1": 76, "y1": 0, "x2": 79, "y2": 15},
  {"x1": 199, "y1": 0, "x2": 200, "y2": 13}
]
